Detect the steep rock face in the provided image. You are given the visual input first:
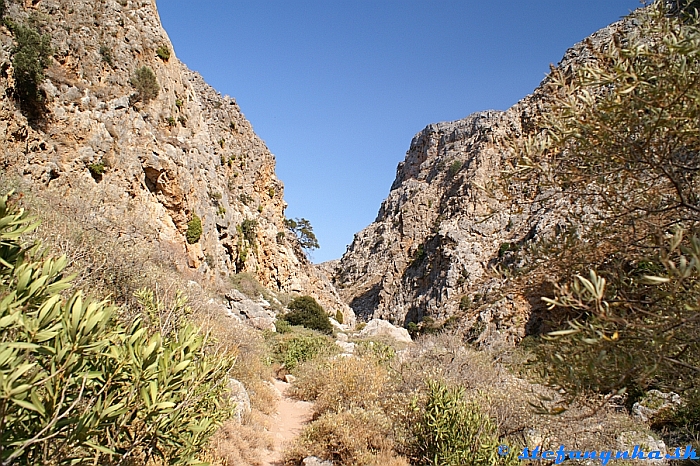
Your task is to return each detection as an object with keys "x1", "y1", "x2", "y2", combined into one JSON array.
[
  {"x1": 333, "y1": 19, "x2": 634, "y2": 338},
  {"x1": 0, "y1": 0, "x2": 352, "y2": 323},
  {"x1": 335, "y1": 111, "x2": 532, "y2": 328}
]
